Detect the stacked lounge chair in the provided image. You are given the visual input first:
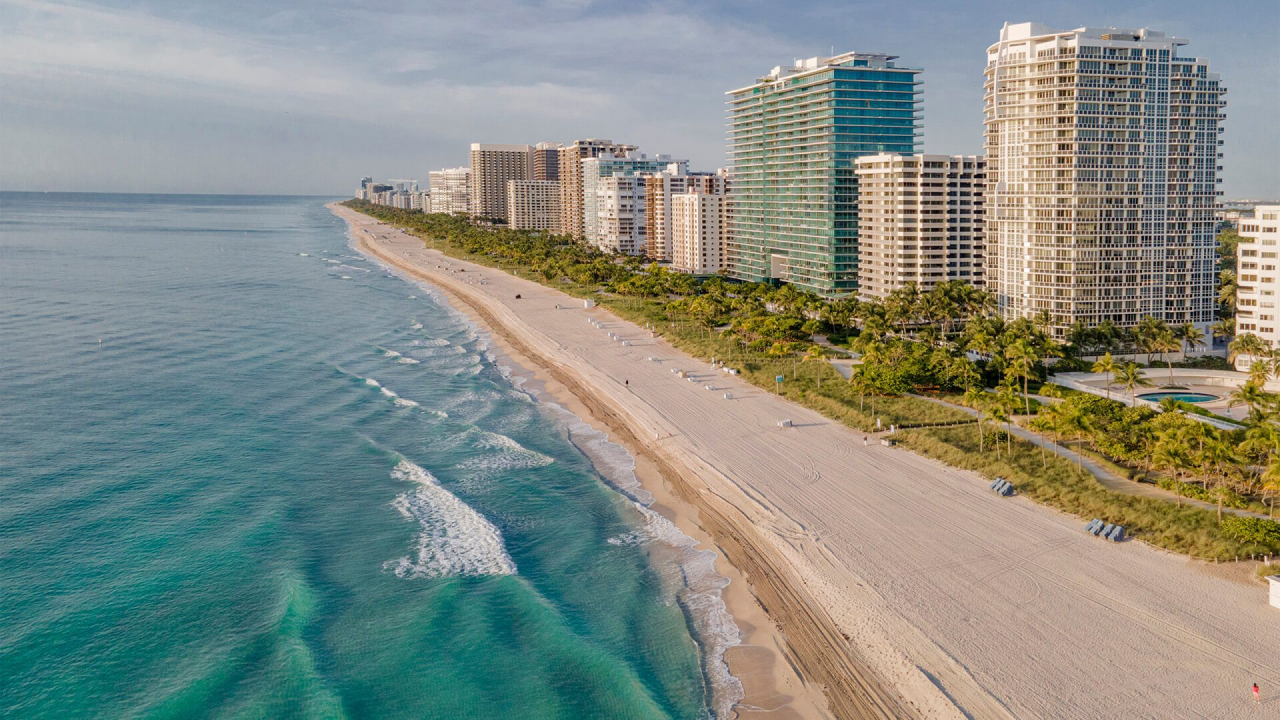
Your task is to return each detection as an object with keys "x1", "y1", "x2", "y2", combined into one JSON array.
[
  {"x1": 1085, "y1": 519, "x2": 1125, "y2": 542},
  {"x1": 988, "y1": 478, "x2": 1014, "y2": 496}
]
